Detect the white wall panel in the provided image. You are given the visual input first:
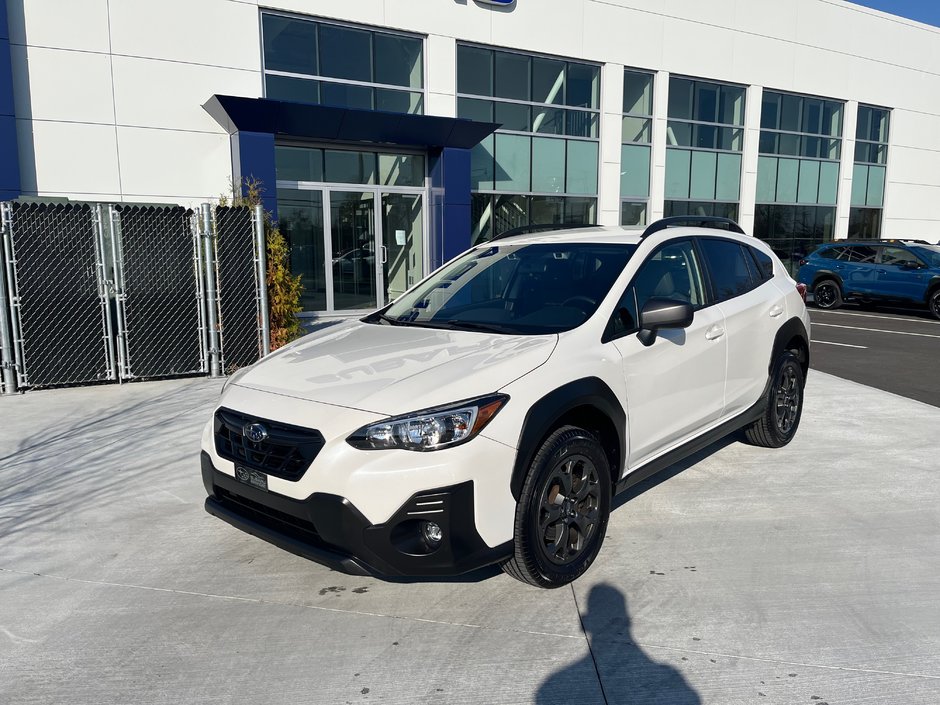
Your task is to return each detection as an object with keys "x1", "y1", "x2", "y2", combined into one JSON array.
[
  {"x1": 426, "y1": 34, "x2": 456, "y2": 98},
  {"x1": 6, "y1": 0, "x2": 111, "y2": 52},
  {"x1": 385, "y1": 0, "x2": 491, "y2": 42},
  {"x1": 581, "y1": 2, "x2": 664, "y2": 68},
  {"x1": 729, "y1": 33, "x2": 795, "y2": 91},
  {"x1": 117, "y1": 128, "x2": 230, "y2": 201},
  {"x1": 490, "y1": 0, "x2": 584, "y2": 58},
  {"x1": 109, "y1": 0, "x2": 260, "y2": 71},
  {"x1": 659, "y1": 18, "x2": 735, "y2": 81},
  {"x1": 112, "y1": 56, "x2": 261, "y2": 133},
  {"x1": 11, "y1": 46, "x2": 114, "y2": 124},
  {"x1": 16, "y1": 120, "x2": 120, "y2": 195},
  {"x1": 265, "y1": 0, "x2": 385, "y2": 28}
]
